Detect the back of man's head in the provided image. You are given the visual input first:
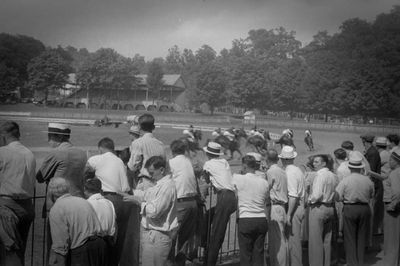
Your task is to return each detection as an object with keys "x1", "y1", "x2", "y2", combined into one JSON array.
[
  {"x1": 84, "y1": 178, "x2": 102, "y2": 195},
  {"x1": 48, "y1": 177, "x2": 70, "y2": 200},
  {"x1": 266, "y1": 149, "x2": 279, "y2": 164},
  {"x1": 0, "y1": 121, "x2": 20, "y2": 140},
  {"x1": 334, "y1": 148, "x2": 347, "y2": 161},
  {"x1": 139, "y1": 113, "x2": 155, "y2": 132},
  {"x1": 98, "y1": 137, "x2": 115, "y2": 151},
  {"x1": 170, "y1": 140, "x2": 186, "y2": 155},
  {"x1": 387, "y1": 134, "x2": 400, "y2": 146},
  {"x1": 341, "y1": 141, "x2": 354, "y2": 151},
  {"x1": 242, "y1": 155, "x2": 258, "y2": 171}
]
